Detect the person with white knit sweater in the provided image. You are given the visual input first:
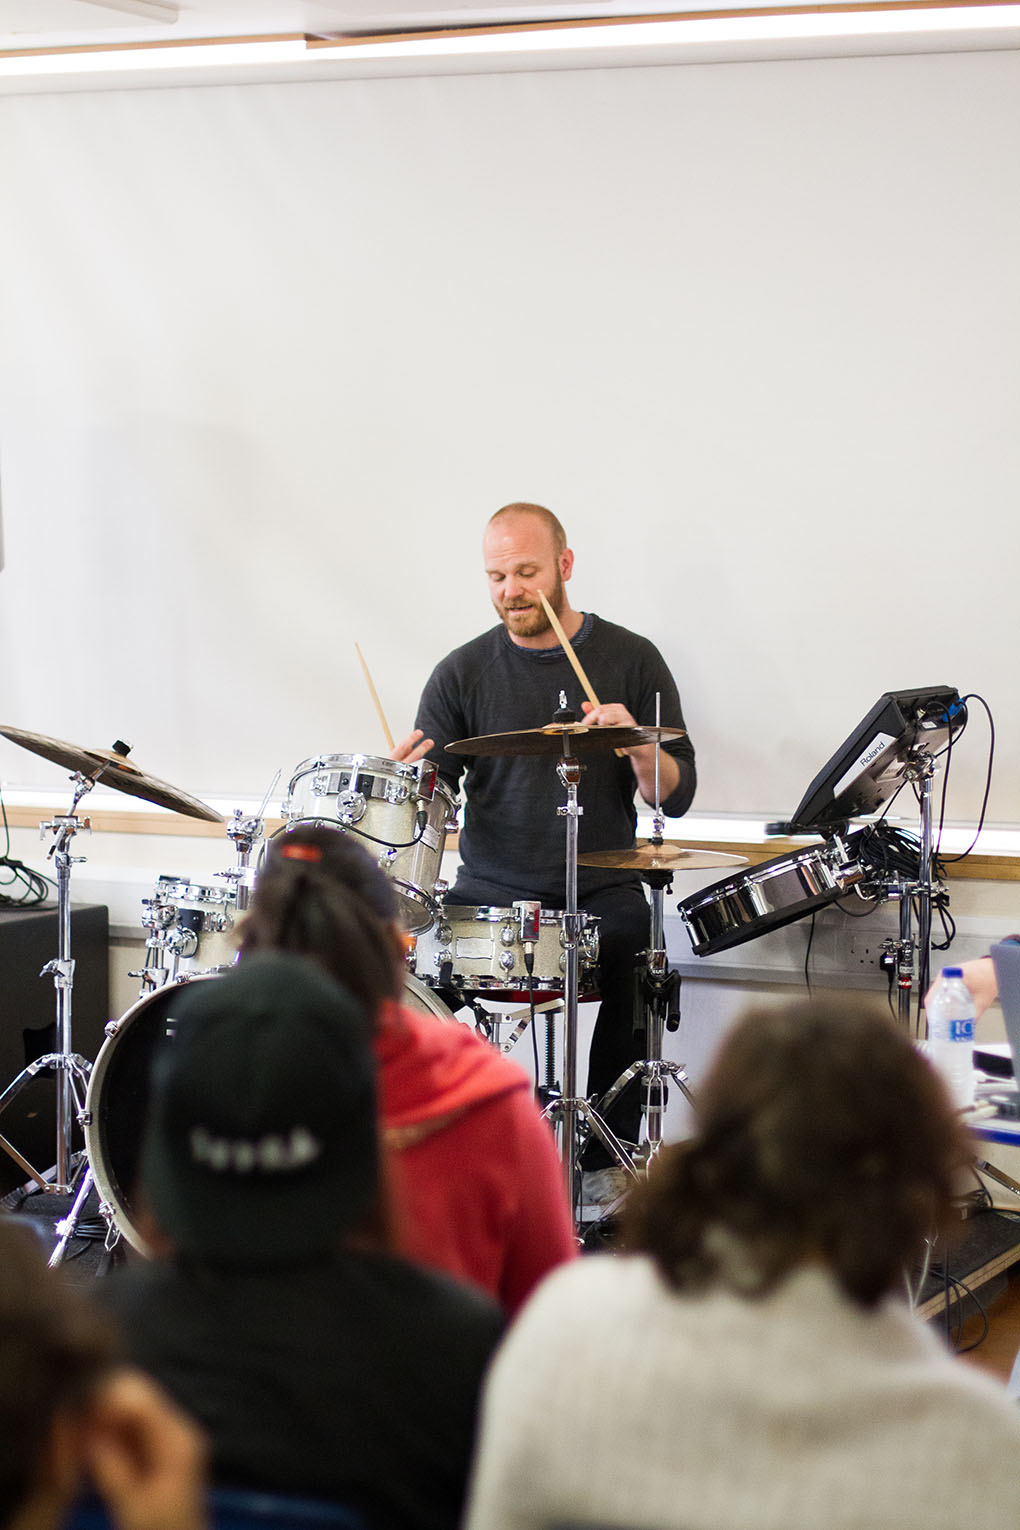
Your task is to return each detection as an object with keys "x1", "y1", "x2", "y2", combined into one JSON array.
[{"x1": 464, "y1": 996, "x2": 1020, "y2": 1530}]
